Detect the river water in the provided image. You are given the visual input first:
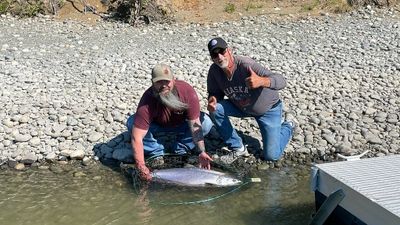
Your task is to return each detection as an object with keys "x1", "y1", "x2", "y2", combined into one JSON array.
[{"x1": 0, "y1": 163, "x2": 314, "y2": 225}]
